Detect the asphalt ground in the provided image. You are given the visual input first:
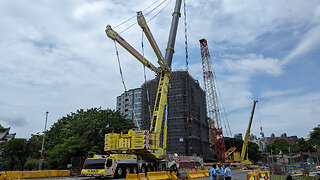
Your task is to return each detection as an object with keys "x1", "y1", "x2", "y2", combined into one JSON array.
[{"x1": 27, "y1": 169, "x2": 250, "y2": 180}]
